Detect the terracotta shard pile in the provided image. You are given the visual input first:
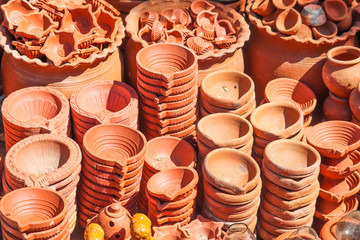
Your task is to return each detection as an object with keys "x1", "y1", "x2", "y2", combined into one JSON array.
[
  {"x1": 139, "y1": 136, "x2": 196, "y2": 213},
  {"x1": 201, "y1": 148, "x2": 261, "y2": 232},
  {"x1": 146, "y1": 167, "x2": 198, "y2": 227},
  {"x1": 2, "y1": 134, "x2": 81, "y2": 233},
  {"x1": 200, "y1": 71, "x2": 256, "y2": 118},
  {"x1": 77, "y1": 124, "x2": 146, "y2": 227},
  {"x1": 1, "y1": 86, "x2": 71, "y2": 151},
  {"x1": 0, "y1": 188, "x2": 70, "y2": 240},
  {"x1": 70, "y1": 80, "x2": 138, "y2": 146},
  {"x1": 136, "y1": 43, "x2": 198, "y2": 142},
  {"x1": 257, "y1": 139, "x2": 321, "y2": 240}
]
